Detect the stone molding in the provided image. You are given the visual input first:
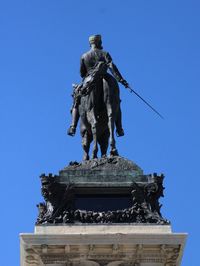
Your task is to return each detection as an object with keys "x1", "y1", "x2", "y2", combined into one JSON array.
[{"x1": 20, "y1": 225, "x2": 187, "y2": 266}]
